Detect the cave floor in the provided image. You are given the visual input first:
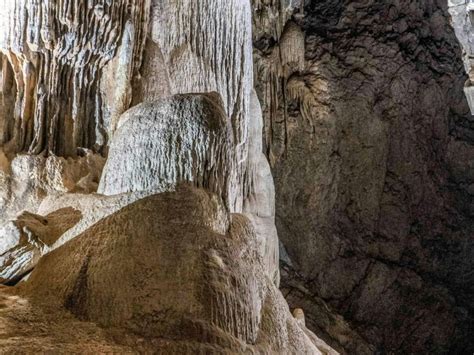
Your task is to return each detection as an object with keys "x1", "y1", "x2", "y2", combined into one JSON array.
[{"x1": 0, "y1": 286, "x2": 136, "y2": 353}]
